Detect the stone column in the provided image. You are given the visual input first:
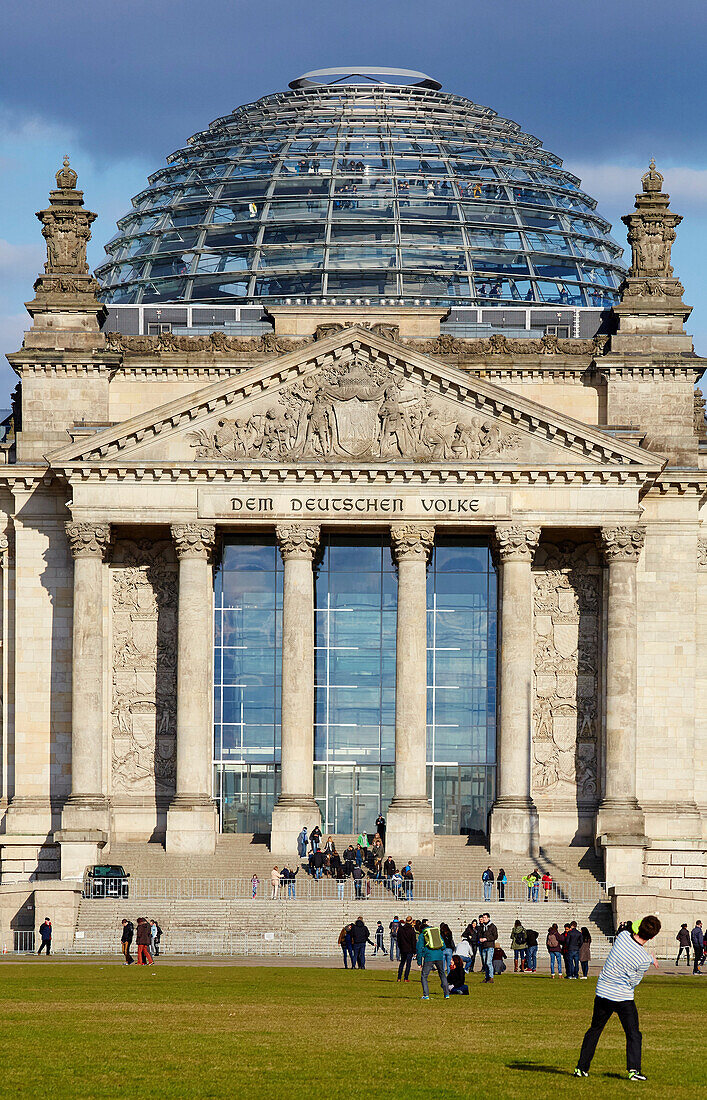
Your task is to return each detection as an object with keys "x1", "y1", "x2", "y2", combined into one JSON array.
[
  {"x1": 270, "y1": 524, "x2": 321, "y2": 854},
  {"x1": 57, "y1": 521, "x2": 112, "y2": 879},
  {"x1": 165, "y1": 523, "x2": 218, "y2": 854},
  {"x1": 597, "y1": 525, "x2": 646, "y2": 884},
  {"x1": 386, "y1": 524, "x2": 435, "y2": 858},
  {"x1": 489, "y1": 524, "x2": 541, "y2": 856}
]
